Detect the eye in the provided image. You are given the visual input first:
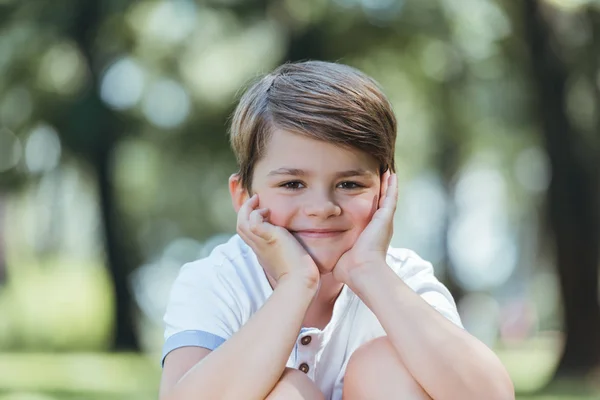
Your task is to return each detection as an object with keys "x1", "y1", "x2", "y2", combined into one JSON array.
[
  {"x1": 280, "y1": 181, "x2": 305, "y2": 190},
  {"x1": 338, "y1": 181, "x2": 362, "y2": 190}
]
